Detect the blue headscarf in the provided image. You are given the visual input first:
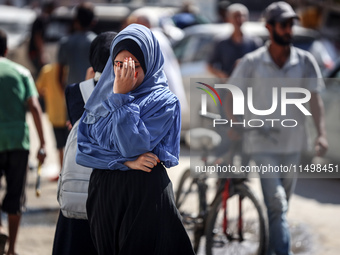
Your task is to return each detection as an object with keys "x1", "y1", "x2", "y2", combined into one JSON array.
[
  {"x1": 76, "y1": 24, "x2": 180, "y2": 170},
  {"x1": 84, "y1": 24, "x2": 168, "y2": 122}
]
